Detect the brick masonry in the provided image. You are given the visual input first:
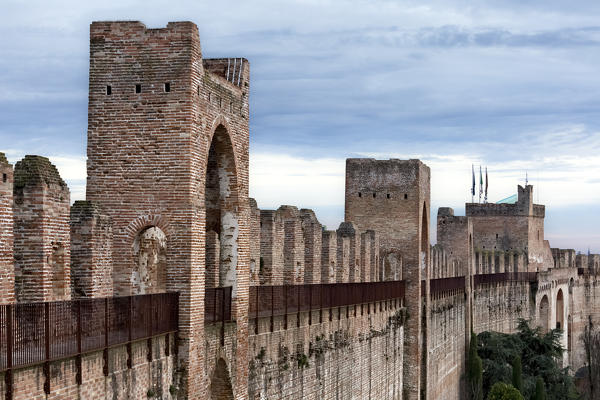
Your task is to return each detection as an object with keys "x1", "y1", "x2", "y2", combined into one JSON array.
[{"x1": 1, "y1": 19, "x2": 600, "y2": 400}]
